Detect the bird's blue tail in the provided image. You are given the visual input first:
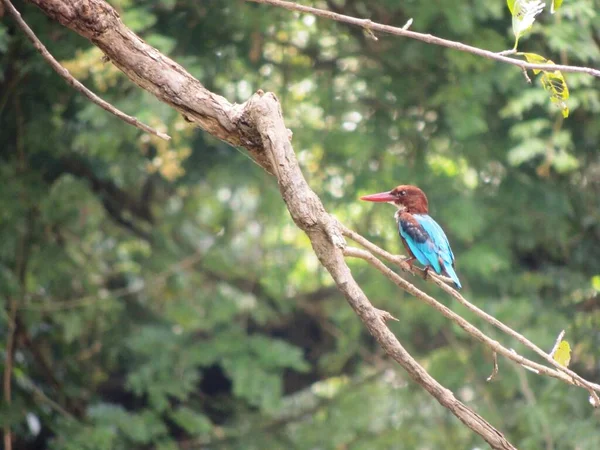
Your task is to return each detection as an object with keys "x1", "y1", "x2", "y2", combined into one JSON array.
[{"x1": 443, "y1": 264, "x2": 462, "y2": 289}]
